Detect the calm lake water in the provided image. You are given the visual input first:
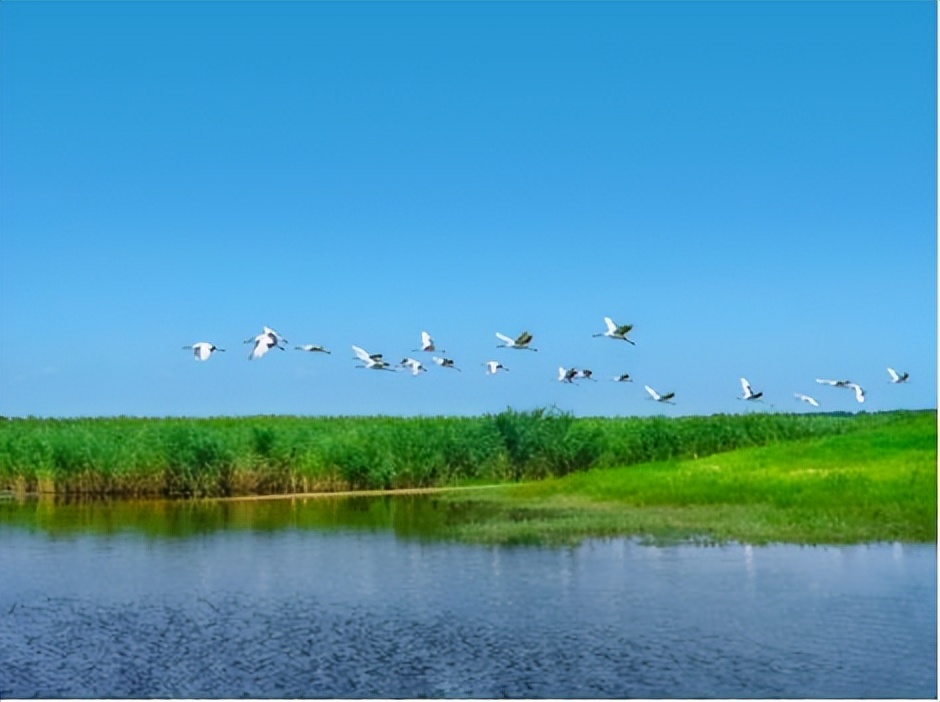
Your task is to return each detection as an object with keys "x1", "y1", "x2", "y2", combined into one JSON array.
[{"x1": 0, "y1": 495, "x2": 936, "y2": 699}]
